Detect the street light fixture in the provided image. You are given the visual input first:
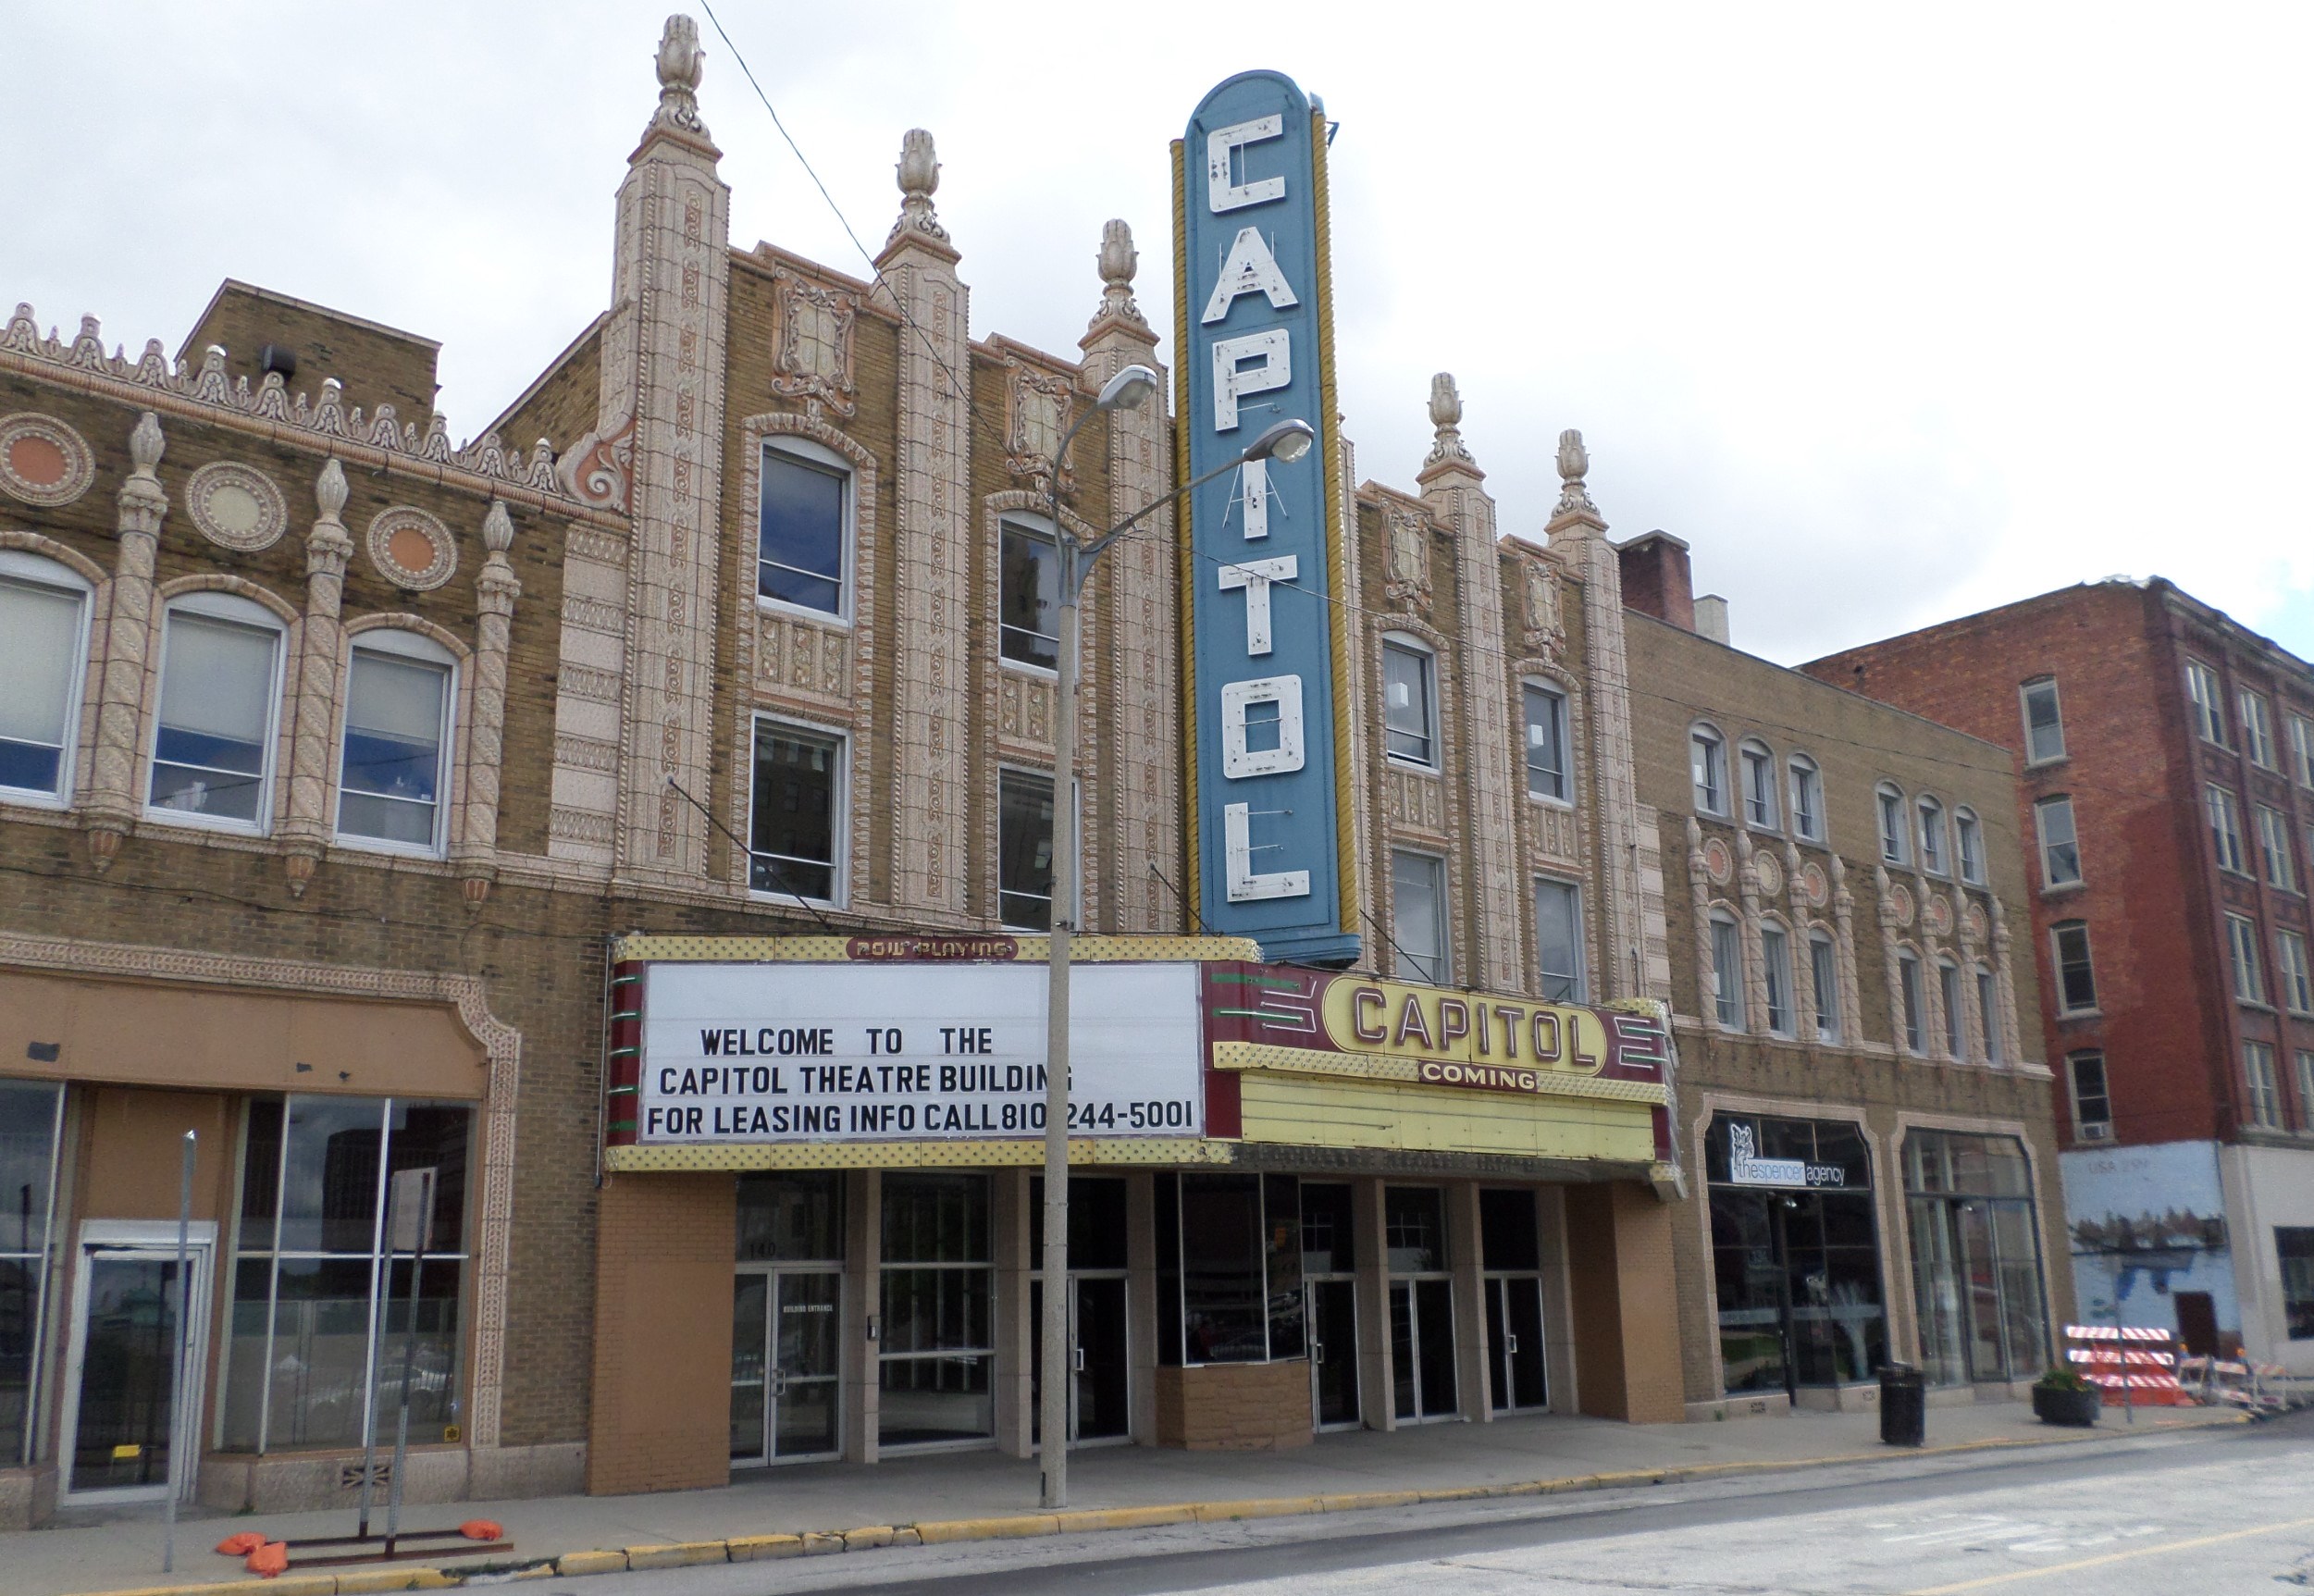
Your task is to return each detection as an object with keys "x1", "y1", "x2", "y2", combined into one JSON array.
[{"x1": 1037, "y1": 377, "x2": 1313, "y2": 1509}]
